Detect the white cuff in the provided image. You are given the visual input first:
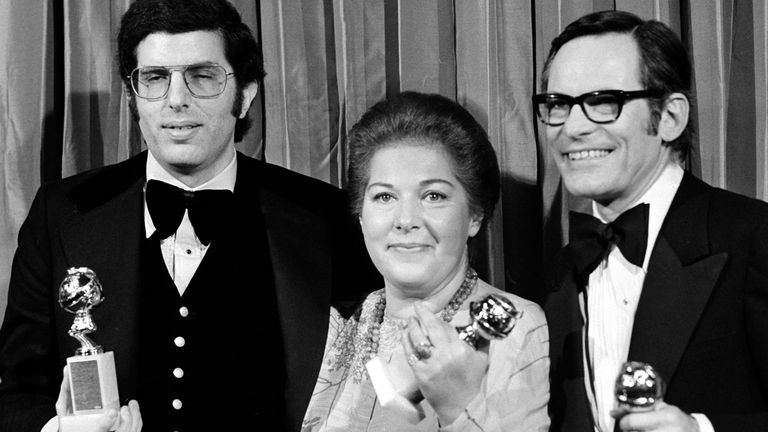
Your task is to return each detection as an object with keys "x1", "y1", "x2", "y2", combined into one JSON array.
[
  {"x1": 691, "y1": 413, "x2": 715, "y2": 432},
  {"x1": 41, "y1": 416, "x2": 58, "y2": 432}
]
